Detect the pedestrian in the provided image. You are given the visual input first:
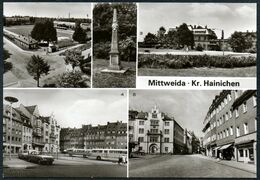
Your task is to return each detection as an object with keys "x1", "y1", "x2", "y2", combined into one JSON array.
[
  {"x1": 118, "y1": 156, "x2": 123, "y2": 165},
  {"x1": 122, "y1": 155, "x2": 127, "y2": 164}
]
